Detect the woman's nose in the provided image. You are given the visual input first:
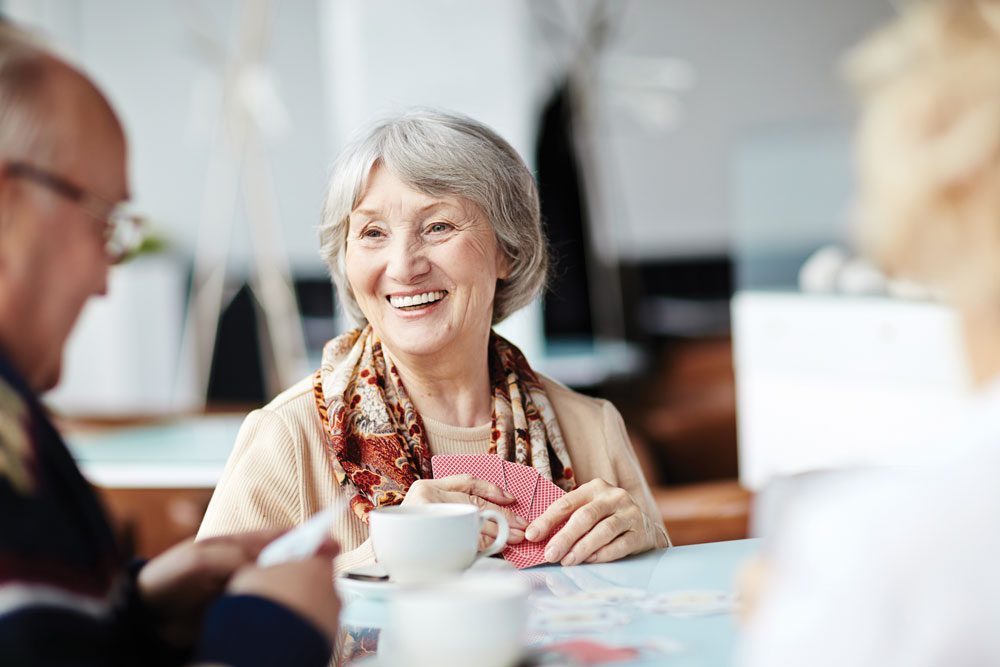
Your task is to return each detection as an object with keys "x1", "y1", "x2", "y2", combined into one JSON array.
[{"x1": 384, "y1": 235, "x2": 430, "y2": 283}]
